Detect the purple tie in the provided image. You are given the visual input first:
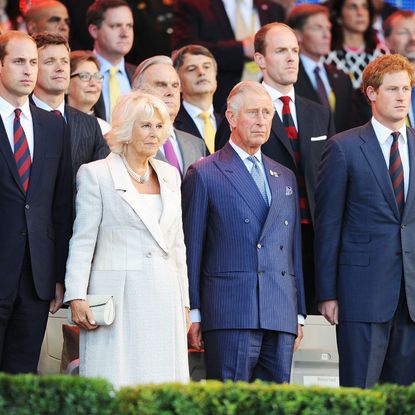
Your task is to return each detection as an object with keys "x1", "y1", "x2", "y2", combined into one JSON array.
[
  {"x1": 390, "y1": 131, "x2": 404, "y2": 217},
  {"x1": 163, "y1": 137, "x2": 182, "y2": 175}
]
